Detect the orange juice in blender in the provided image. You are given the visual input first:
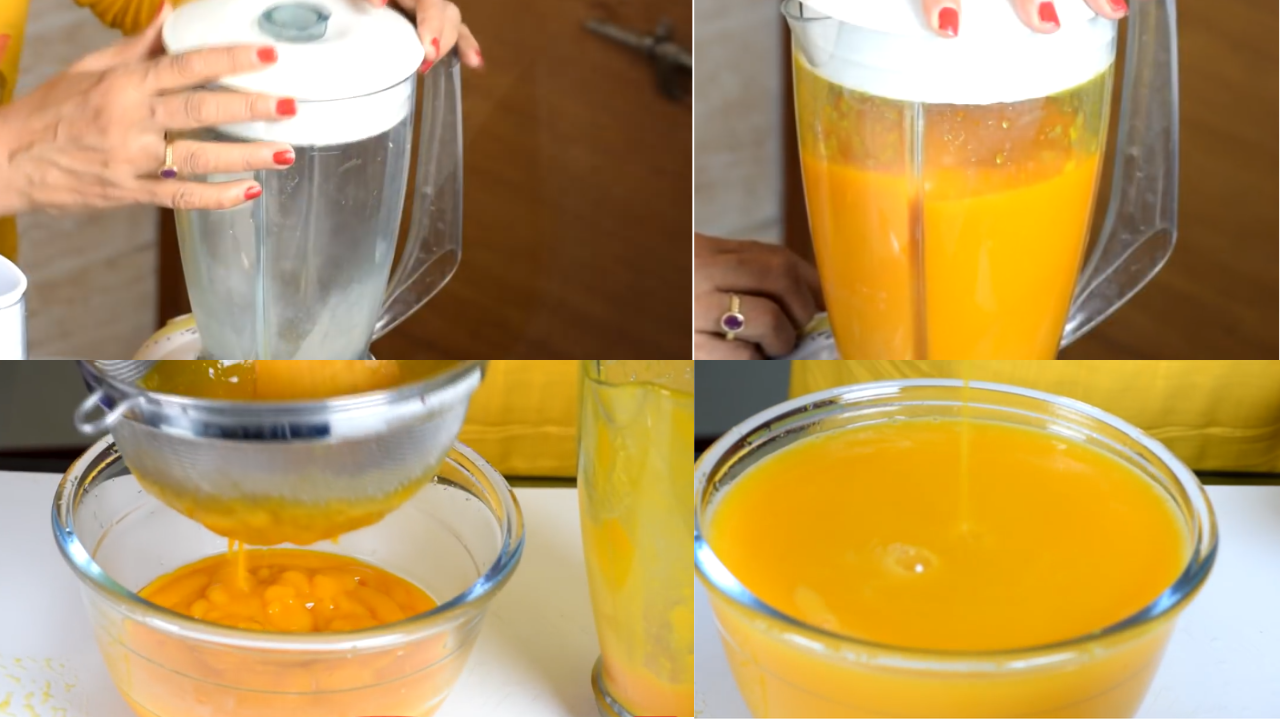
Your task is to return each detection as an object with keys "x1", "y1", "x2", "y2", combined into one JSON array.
[
  {"x1": 786, "y1": 0, "x2": 1180, "y2": 358},
  {"x1": 695, "y1": 378, "x2": 1217, "y2": 718},
  {"x1": 578, "y1": 361, "x2": 694, "y2": 716}
]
